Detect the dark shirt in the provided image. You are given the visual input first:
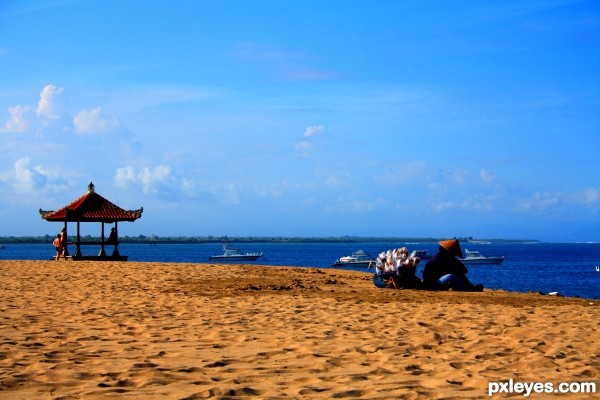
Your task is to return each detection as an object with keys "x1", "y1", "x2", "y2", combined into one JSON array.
[{"x1": 422, "y1": 248, "x2": 468, "y2": 286}]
